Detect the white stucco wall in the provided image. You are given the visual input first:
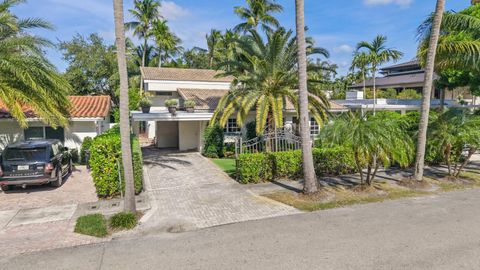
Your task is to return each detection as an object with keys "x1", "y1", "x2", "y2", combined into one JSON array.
[
  {"x1": 179, "y1": 121, "x2": 200, "y2": 151},
  {"x1": 150, "y1": 92, "x2": 180, "y2": 107},
  {"x1": 145, "y1": 80, "x2": 230, "y2": 92},
  {"x1": 0, "y1": 121, "x2": 24, "y2": 151},
  {"x1": 64, "y1": 121, "x2": 98, "y2": 150}
]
